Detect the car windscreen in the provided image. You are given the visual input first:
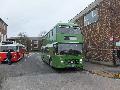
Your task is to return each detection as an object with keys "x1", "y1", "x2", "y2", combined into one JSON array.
[{"x1": 0, "y1": 46, "x2": 17, "y2": 52}]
